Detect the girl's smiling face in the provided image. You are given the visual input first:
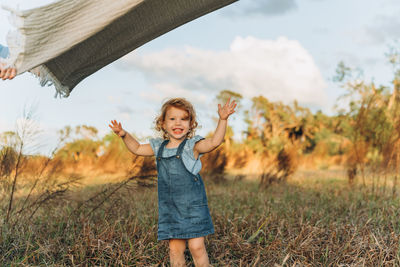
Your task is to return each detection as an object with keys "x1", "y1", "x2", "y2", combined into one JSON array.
[{"x1": 162, "y1": 106, "x2": 191, "y2": 141}]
